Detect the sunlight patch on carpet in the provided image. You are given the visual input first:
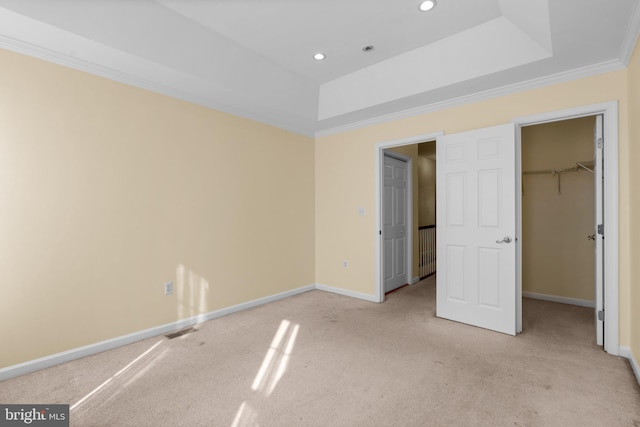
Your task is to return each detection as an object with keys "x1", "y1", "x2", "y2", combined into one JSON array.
[
  {"x1": 231, "y1": 401, "x2": 259, "y2": 427},
  {"x1": 69, "y1": 340, "x2": 164, "y2": 412},
  {"x1": 251, "y1": 319, "x2": 300, "y2": 396}
]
